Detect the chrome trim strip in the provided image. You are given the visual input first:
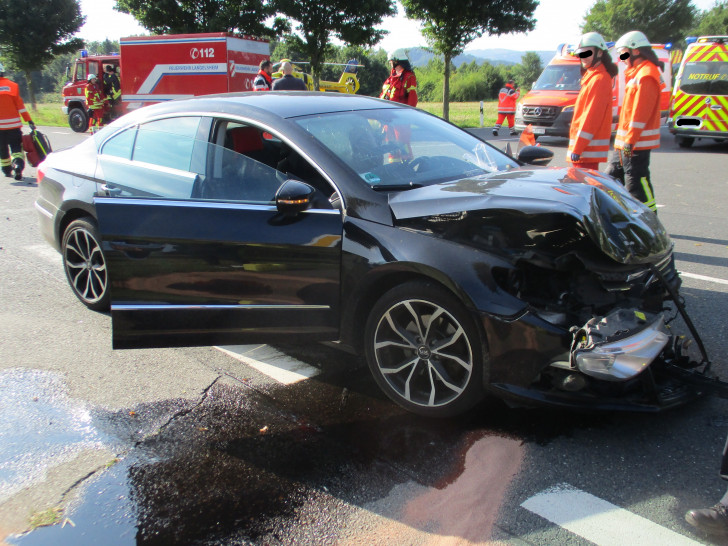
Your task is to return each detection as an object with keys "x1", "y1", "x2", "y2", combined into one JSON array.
[
  {"x1": 112, "y1": 304, "x2": 331, "y2": 311},
  {"x1": 95, "y1": 196, "x2": 341, "y2": 214}
]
